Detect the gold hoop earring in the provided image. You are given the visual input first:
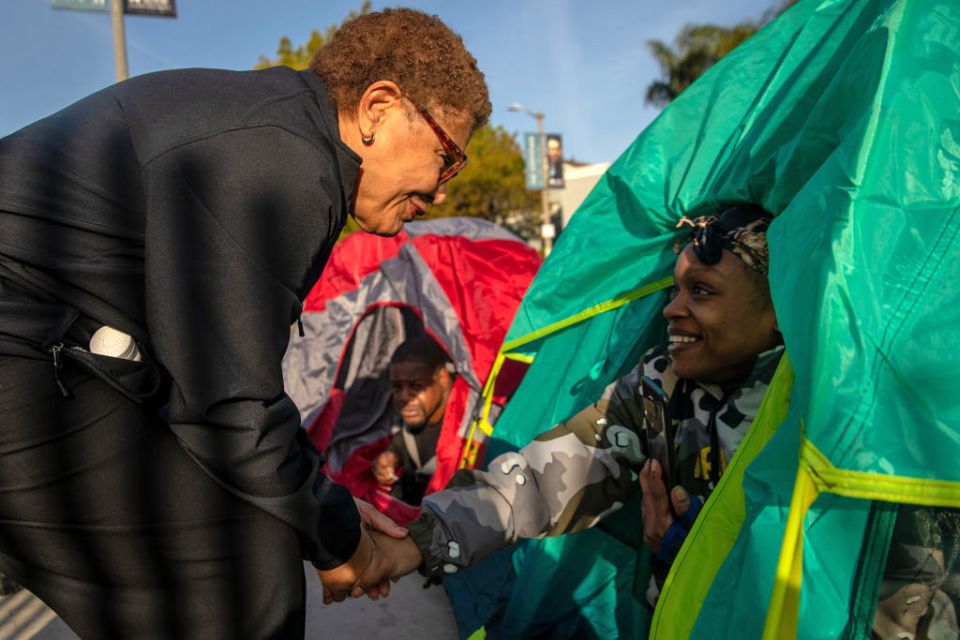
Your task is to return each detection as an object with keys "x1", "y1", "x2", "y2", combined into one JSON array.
[{"x1": 361, "y1": 131, "x2": 375, "y2": 145}]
